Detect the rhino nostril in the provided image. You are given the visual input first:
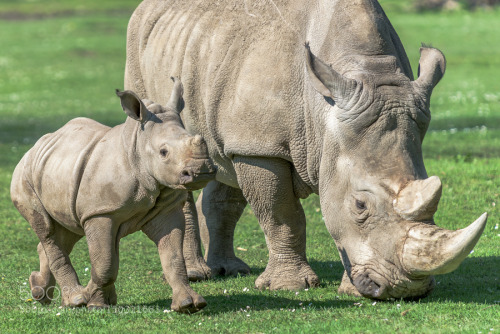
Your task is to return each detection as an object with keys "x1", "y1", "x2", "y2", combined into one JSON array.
[
  {"x1": 353, "y1": 273, "x2": 383, "y2": 299},
  {"x1": 180, "y1": 169, "x2": 194, "y2": 184}
]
